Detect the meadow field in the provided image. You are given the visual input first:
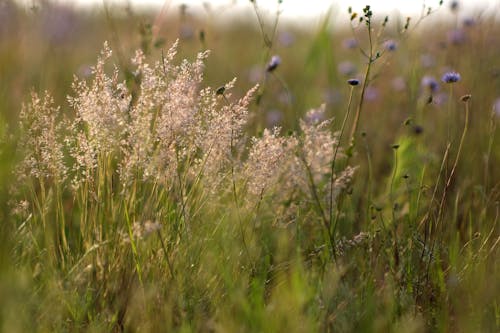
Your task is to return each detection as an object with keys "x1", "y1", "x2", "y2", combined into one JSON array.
[{"x1": 0, "y1": 0, "x2": 499, "y2": 331}]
